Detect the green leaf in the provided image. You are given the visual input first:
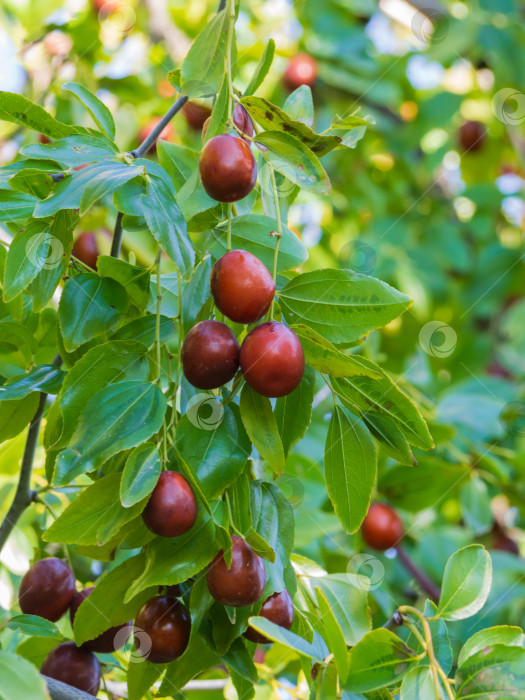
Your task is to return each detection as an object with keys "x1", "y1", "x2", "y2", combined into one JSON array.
[
  {"x1": 176, "y1": 405, "x2": 250, "y2": 500},
  {"x1": 0, "y1": 650, "x2": 49, "y2": 700},
  {"x1": 73, "y1": 554, "x2": 154, "y2": 646},
  {"x1": 248, "y1": 617, "x2": 325, "y2": 661},
  {"x1": 0, "y1": 191, "x2": 38, "y2": 222},
  {"x1": 62, "y1": 82, "x2": 116, "y2": 139},
  {"x1": 361, "y1": 411, "x2": 416, "y2": 466},
  {"x1": 3, "y1": 220, "x2": 53, "y2": 301},
  {"x1": 0, "y1": 395, "x2": 39, "y2": 444},
  {"x1": 0, "y1": 91, "x2": 80, "y2": 138},
  {"x1": 455, "y1": 644, "x2": 525, "y2": 698},
  {"x1": 399, "y1": 666, "x2": 435, "y2": 700},
  {"x1": 255, "y1": 131, "x2": 331, "y2": 195},
  {"x1": 291, "y1": 325, "x2": 380, "y2": 378},
  {"x1": 58, "y1": 273, "x2": 129, "y2": 352},
  {"x1": 203, "y1": 75, "x2": 229, "y2": 143},
  {"x1": 127, "y1": 662, "x2": 165, "y2": 700},
  {"x1": 458, "y1": 626, "x2": 525, "y2": 667},
  {"x1": 120, "y1": 443, "x2": 161, "y2": 508},
  {"x1": 240, "y1": 384, "x2": 285, "y2": 474},
  {"x1": 278, "y1": 269, "x2": 412, "y2": 345},
  {"x1": 111, "y1": 315, "x2": 175, "y2": 345},
  {"x1": 7, "y1": 615, "x2": 61, "y2": 639},
  {"x1": 0, "y1": 365, "x2": 64, "y2": 400},
  {"x1": 459, "y1": 477, "x2": 493, "y2": 535},
  {"x1": 325, "y1": 406, "x2": 376, "y2": 534},
  {"x1": 331, "y1": 360, "x2": 433, "y2": 451},
  {"x1": 344, "y1": 629, "x2": 417, "y2": 692},
  {"x1": 244, "y1": 39, "x2": 275, "y2": 96},
  {"x1": 181, "y1": 9, "x2": 229, "y2": 98},
  {"x1": 243, "y1": 97, "x2": 339, "y2": 156},
  {"x1": 8, "y1": 169, "x2": 54, "y2": 199},
  {"x1": 315, "y1": 586, "x2": 349, "y2": 682},
  {"x1": 283, "y1": 86, "x2": 314, "y2": 126},
  {"x1": 212, "y1": 214, "x2": 308, "y2": 272},
  {"x1": 44, "y1": 473, "x2": 149, "y2": 545},
  {"x1": 21, "y1": 134, "x2": 118, "y2": 167},
  {"x1": 275, "y1": 365, "x2": 315, "y2": 456},
  {"x1": 435, "y1": 545, "x2": 492, "y2": 621},
  {"x1": 54, "y1": 381, "x2": 166, "y2": 485},
  {"x1": 97, "y1": 255, "x2": 150, "y2": 309},
  {"x1": 34, "y1": 161, "x2": 143, "y2": 218},
  {"x1": 141, "y1": 173, "x2": 194, "y2": 278}
]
